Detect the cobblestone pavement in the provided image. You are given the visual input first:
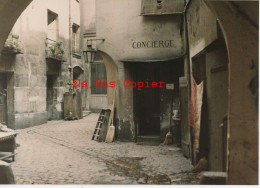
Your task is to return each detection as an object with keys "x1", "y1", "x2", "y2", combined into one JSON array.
[{"x1": 11, "y1": 113, "x2": 199, "y2": 185}]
